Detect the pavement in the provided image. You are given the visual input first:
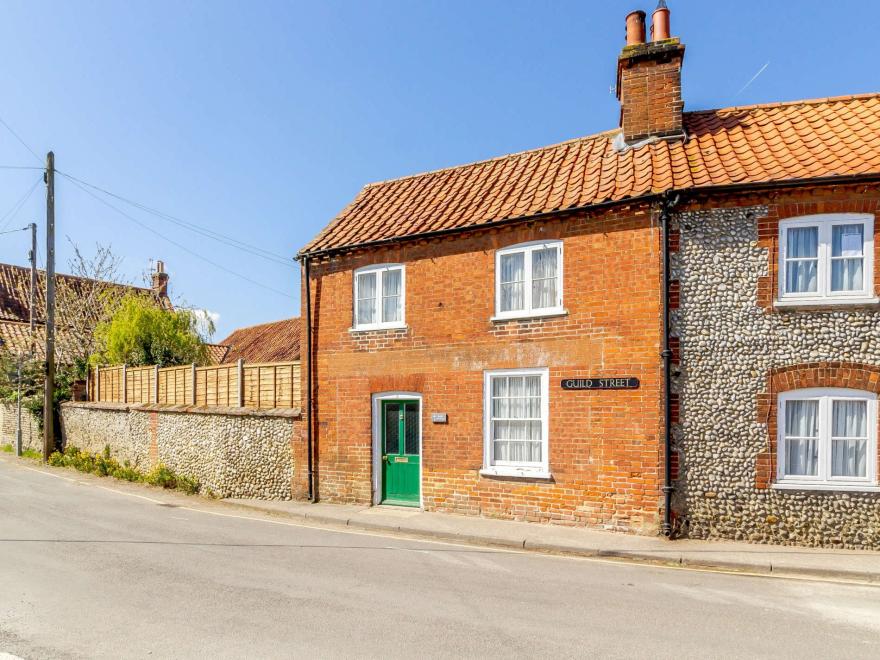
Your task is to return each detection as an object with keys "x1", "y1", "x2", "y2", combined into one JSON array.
[
  {"x1": 224, "y1": 497, "x2": 880, "y2": 585},
  {"x1": 2, "y1": 453, "x2": 880, "y2": 659}
]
